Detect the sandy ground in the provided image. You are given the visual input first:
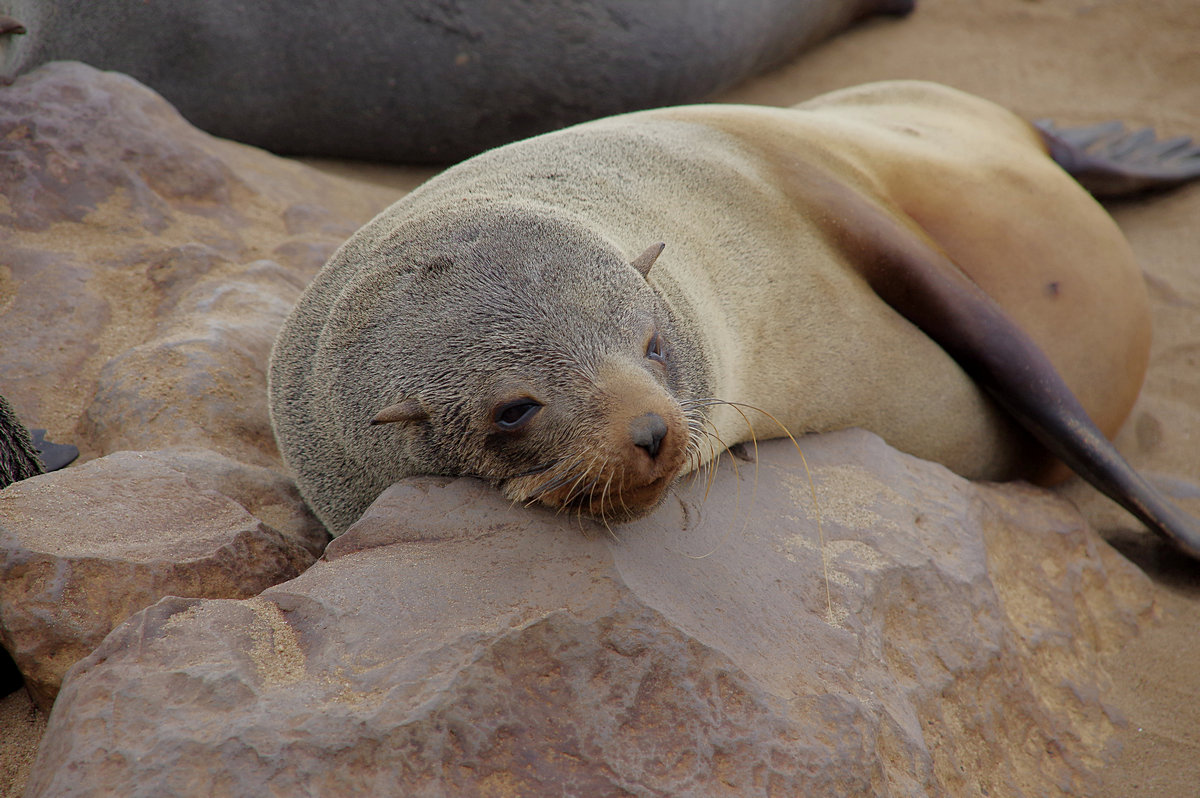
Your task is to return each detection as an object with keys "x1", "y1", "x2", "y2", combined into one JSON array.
[
  {"x1": 5, "y1": 0, "x2": 1200, "y2": 795},
  {"x1": 0, "y1": 690, "x2": 45, "y2": 798}
]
